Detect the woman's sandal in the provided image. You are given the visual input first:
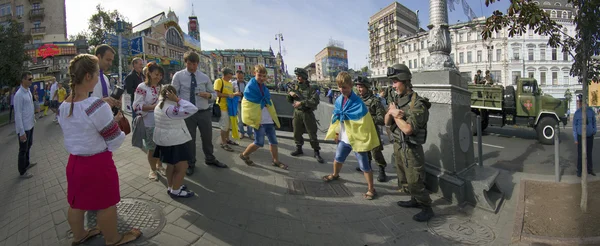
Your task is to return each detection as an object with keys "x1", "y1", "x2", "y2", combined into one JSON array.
[
  {"x1": 227, "y1": 140, "x2": 239, "y2": 146},
  {"x1": 71, "y1": 227, "x2": 100, "y2": 246},
  {"x1": 221, "y1": 144, "x2": 234, "y2": 152},
  {"x1": 239, "y1": 153, "x2": 255, "y2": 166},
  {"x1": 272, "y1": 161, "x2": 288, "y2": 170},
  {"x1": 106, "y1": 228, "x2": 142, "y2": 246},
  {"x1": 147, "y1": 171, "x2": 158, "y2": 181},
  {"x1": 364, "y1": 190, "x2": 377, "y2": 200},
  {"x1": 322, "y1": 174, "x2": 340, "y2": 182},
  {"x1": 156, "y1": 166, "x2": 166, "y2": 176}
]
